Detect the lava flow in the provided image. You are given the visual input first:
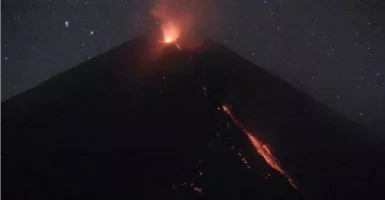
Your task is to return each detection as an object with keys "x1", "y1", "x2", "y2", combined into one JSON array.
[{"x1": 222, "y1": 105, "x2": 298, "y2": 189}]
